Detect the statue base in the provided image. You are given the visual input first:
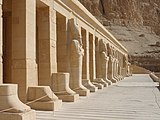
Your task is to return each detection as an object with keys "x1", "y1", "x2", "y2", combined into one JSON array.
[
  {"x1": 93, "y1": 78, "x2": 108, "y2": 87},
  {"x1": 57, "y1": 94, "x2": 79, "y2": 102},
  {"x1": 103, "y1": 78, "x2": 112, "y2": 85},
  {"x1": 28, "y1": 100, "x2": 62, "y2": 111},
  {"x1": 51, "y1": 73, "x2": 79, "y2": 102},
  {"x1": 114, "y1": 76, "x2": 120, "y2": 81},
  {"x1": 110, "y1": 77, "x2": 117, "y2": 83},
  {"x1": 82, "y1": 79, "x2": 98, "y2": 92},
  {"x1": 92, "y1": 82, "x2": 104, "y2": 89},
  {"x1": 0, "y1": 84, "x2": 36, "y2": 120},
  {"x1": 119, "y1": 75, "x2": 123, "y2": 80},
  {"x1": 27, "y1": 86, "x2": 62, "y2": 111},
  {"x1": 74, "y1": 88, "x2": 90, "y2": 96},
  {"x1": 0, "y1": 110, "x2": 36, "y2": 120}
]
